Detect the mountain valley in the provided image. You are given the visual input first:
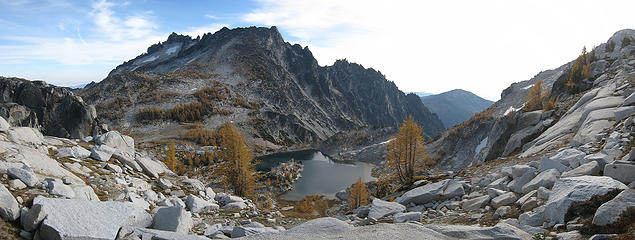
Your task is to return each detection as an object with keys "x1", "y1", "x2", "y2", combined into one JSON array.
[{"x1": 0, "y1": 27, "x2": 634, "y2": 240}]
